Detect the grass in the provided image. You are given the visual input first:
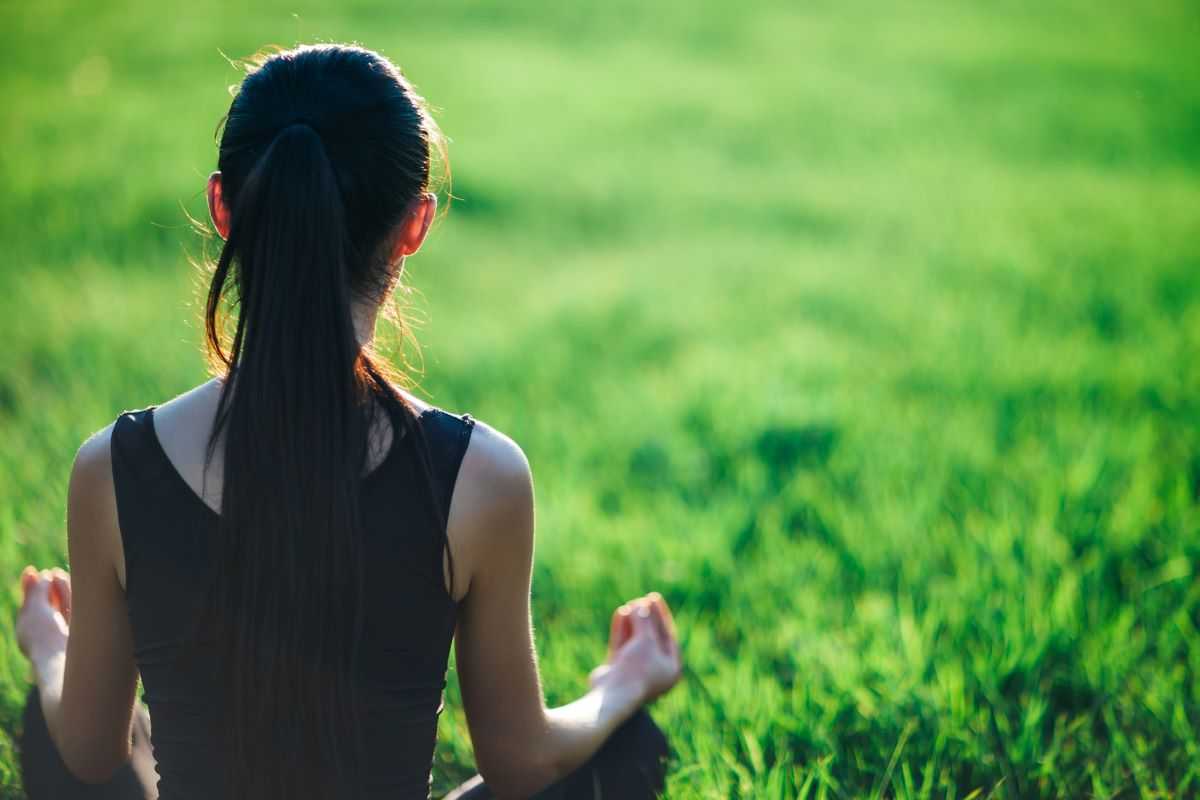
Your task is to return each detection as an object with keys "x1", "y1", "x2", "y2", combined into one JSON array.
[{"x1": 2, "y1": 0, "x2": 1199, "y2": 796}]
